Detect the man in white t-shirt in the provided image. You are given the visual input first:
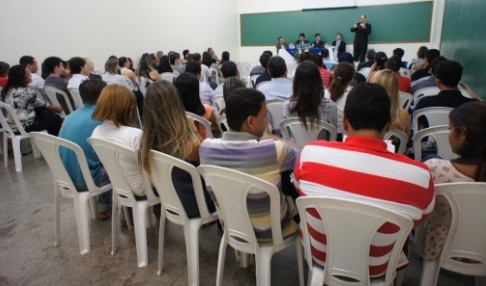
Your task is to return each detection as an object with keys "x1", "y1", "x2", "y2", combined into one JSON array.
[{"x1": 256, "y1": 56, "x2": 292, "y2": 101}]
